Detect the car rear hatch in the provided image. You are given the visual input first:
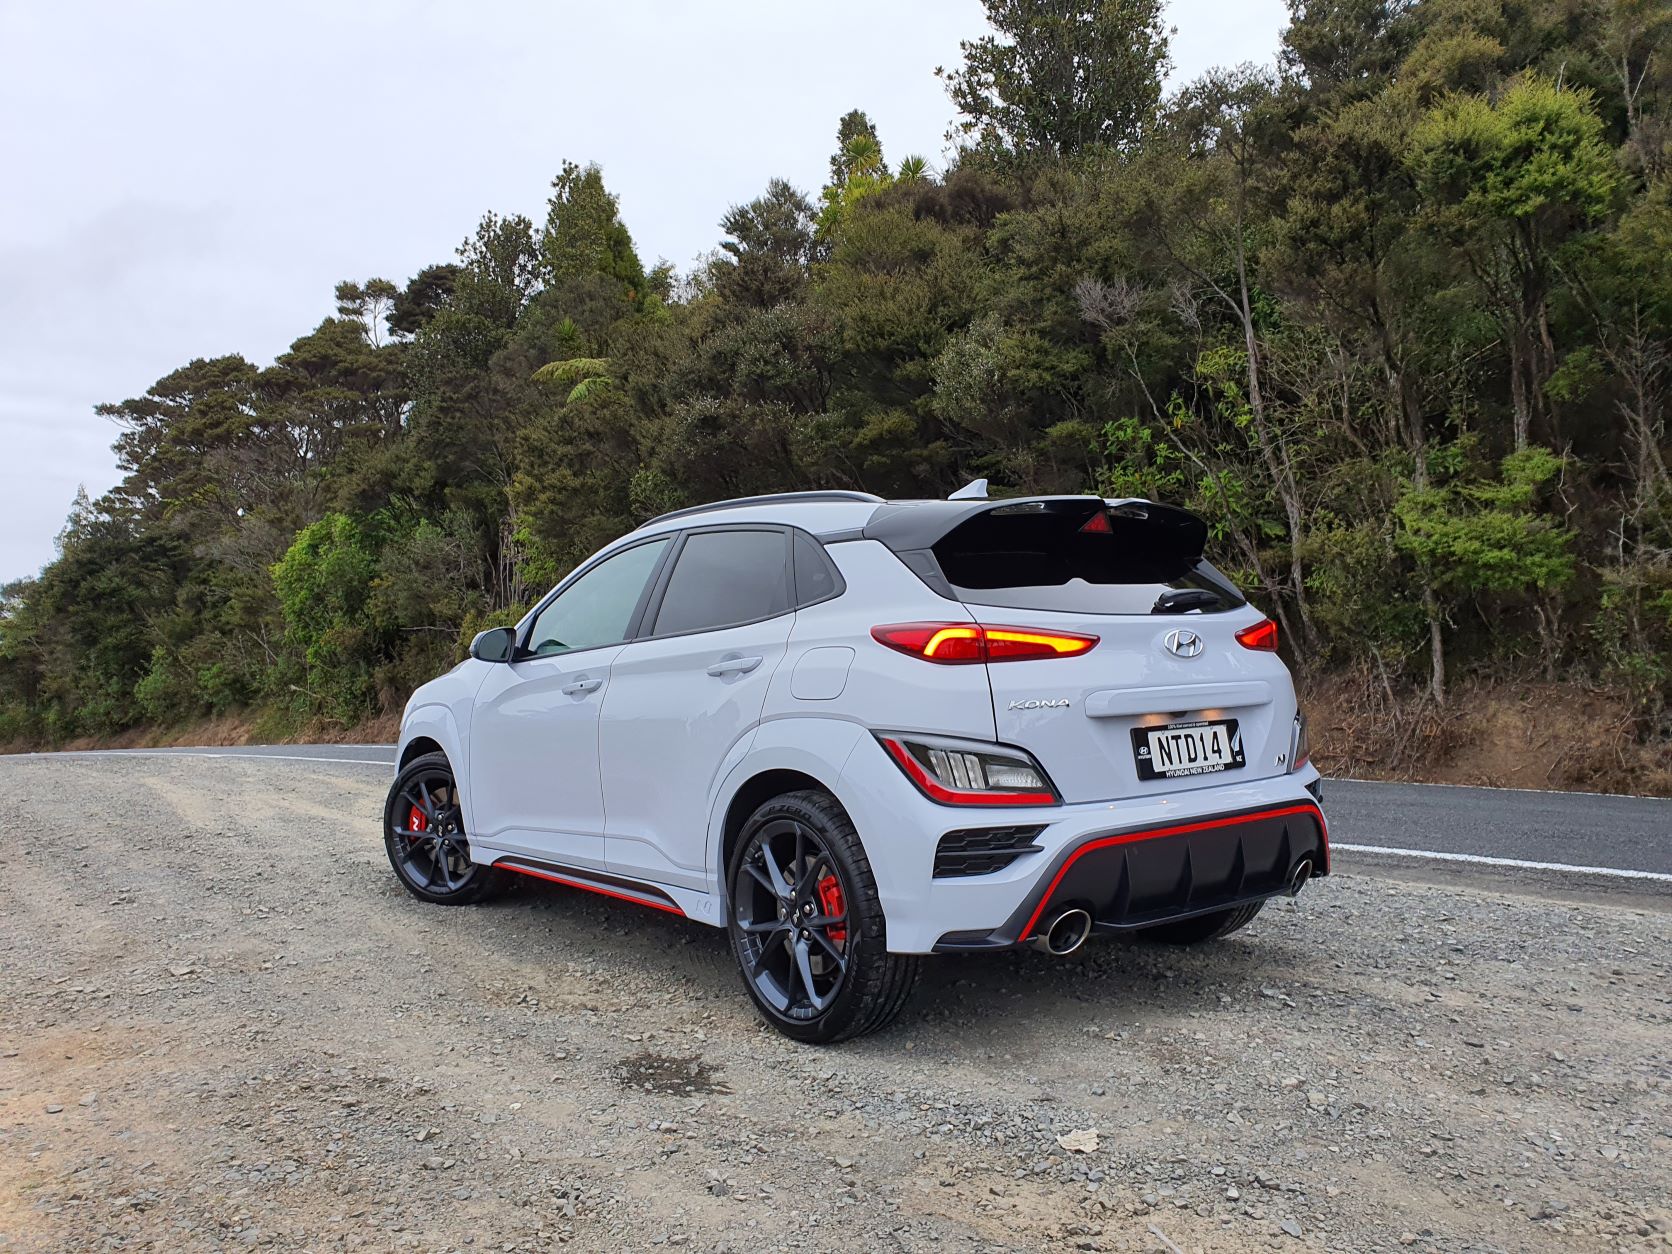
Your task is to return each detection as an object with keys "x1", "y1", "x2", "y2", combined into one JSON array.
[{"x1": 868, "y1": 496, "x2": 1294, "y2": 805}]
